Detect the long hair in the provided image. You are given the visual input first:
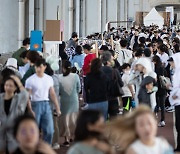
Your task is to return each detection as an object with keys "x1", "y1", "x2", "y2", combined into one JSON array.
[
  {"x1": 74, "y1": 110, "x2": 103, "y2": 142},
  {"x1": 105, "y1": 105, "x2": 155, "y2": 153},
  {"x1": 62, "y1": 60, "x2": 71, "y2": 76}
]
